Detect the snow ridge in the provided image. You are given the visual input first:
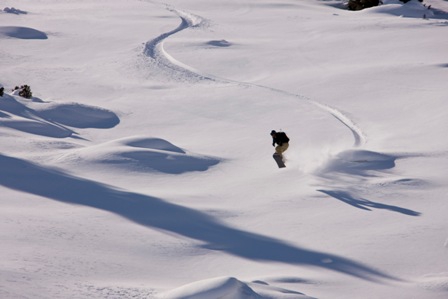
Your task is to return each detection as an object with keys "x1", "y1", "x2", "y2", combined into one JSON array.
[{"x1": 160, "y1": 276, "x2": 262, "y2": 299}]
